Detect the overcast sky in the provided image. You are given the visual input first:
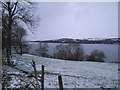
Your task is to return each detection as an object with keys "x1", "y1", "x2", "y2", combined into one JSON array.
[{"x1": 26, "y1": 2, "x2": 118, "y2": 41}]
